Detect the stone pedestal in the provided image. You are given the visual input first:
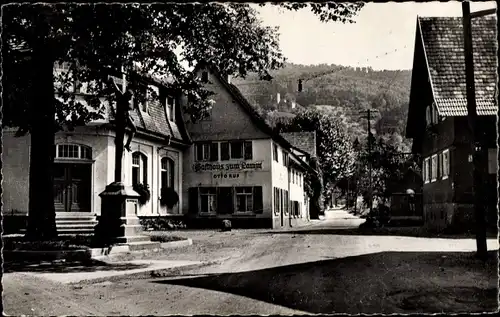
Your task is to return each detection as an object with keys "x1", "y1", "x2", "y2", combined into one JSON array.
[{"x1": 95, "y1": 182, "x2": 151, "y2": 245}]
